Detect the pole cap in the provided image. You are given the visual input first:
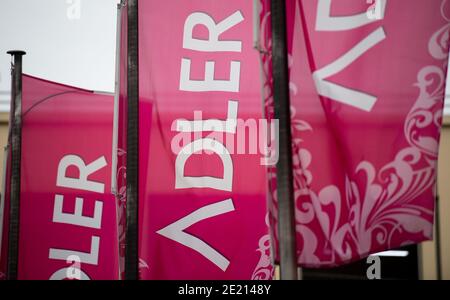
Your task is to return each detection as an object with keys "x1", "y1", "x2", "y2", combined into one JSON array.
[{"x1": 7, "y1": 50, "x2": 26, "y2": 56}]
